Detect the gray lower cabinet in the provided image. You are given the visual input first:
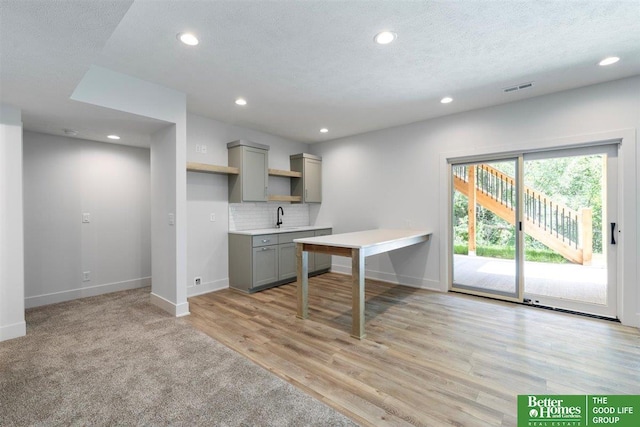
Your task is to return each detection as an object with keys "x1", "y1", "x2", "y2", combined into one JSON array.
[
  {"x1": 278, "y1": 243, "x2": 297, "y2": 281},
  {"x1": 314, "y1": 229, "x2": 332, "y2": 270},
  {"x1": 229, "y1": 228, "x2": 332, "y2": 293},
  {"x1": 253, "y1": 245, "x2": 278, "y2": 287}
]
